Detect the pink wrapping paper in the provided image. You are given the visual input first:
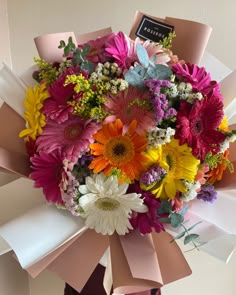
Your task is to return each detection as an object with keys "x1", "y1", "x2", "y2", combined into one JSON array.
[
  {"x1": 129, "y1": 11, "x2": 212, "y2": 65},
  {"x1": 34, "y1": 32, "x2": 77, "y2": 63},
  {"x1": 0, "y1": 103, "x2": 30, "y2": 177},
  {"x1": 109, "y1": 231, "x2": 191, "y2": 294}
]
